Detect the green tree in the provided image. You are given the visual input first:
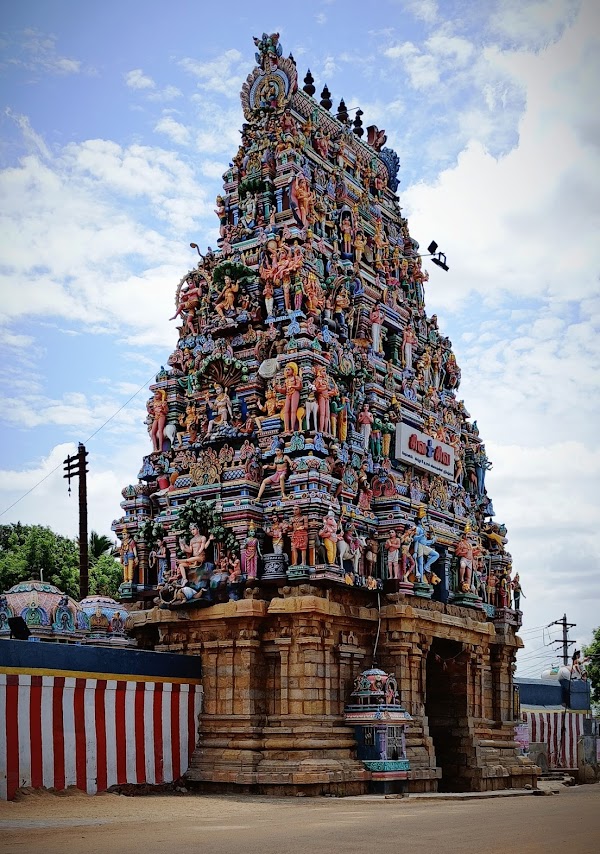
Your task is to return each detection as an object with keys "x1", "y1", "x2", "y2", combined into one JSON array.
[
  {"x1": 0, "y1": 524, "x2": 79, "y2": 597},
  {"x1": 89, "y1": 553, "x2": 123, "y2": 598},
  {"x1": 89, "y1": 531, "x2": 114, "y2": 564},
  {"x1": 583, "y1": 627, "x2": 600, "y2": 710}
]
